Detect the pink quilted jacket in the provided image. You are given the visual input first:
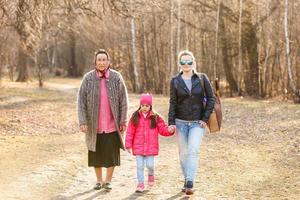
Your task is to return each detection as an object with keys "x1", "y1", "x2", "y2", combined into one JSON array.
[{"x1": 125, "y1": 112, "x2": 173, "y2": 156}]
